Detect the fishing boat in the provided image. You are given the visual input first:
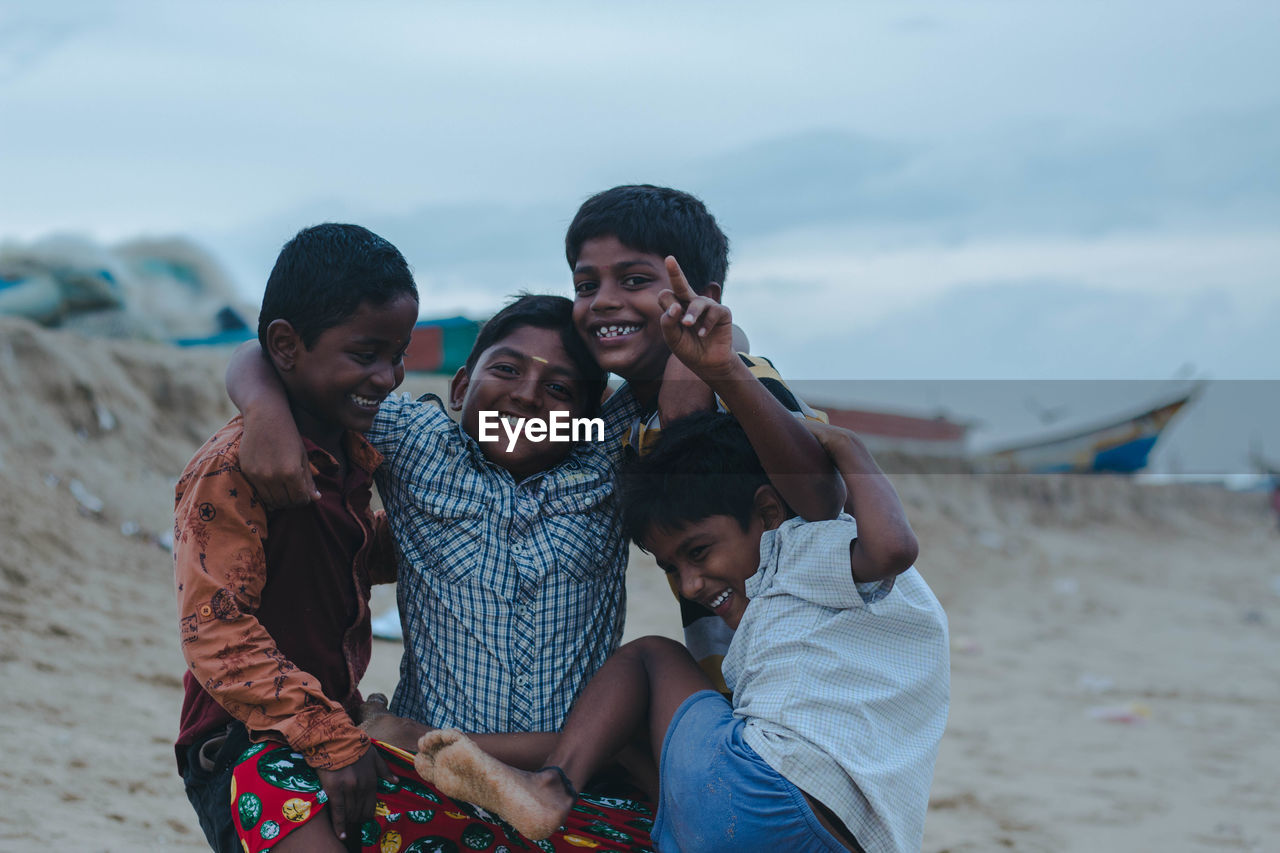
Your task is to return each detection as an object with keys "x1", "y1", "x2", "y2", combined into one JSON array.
[{"x1": 983, "y1": 383, "x2": 1203, "y2": 474}]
